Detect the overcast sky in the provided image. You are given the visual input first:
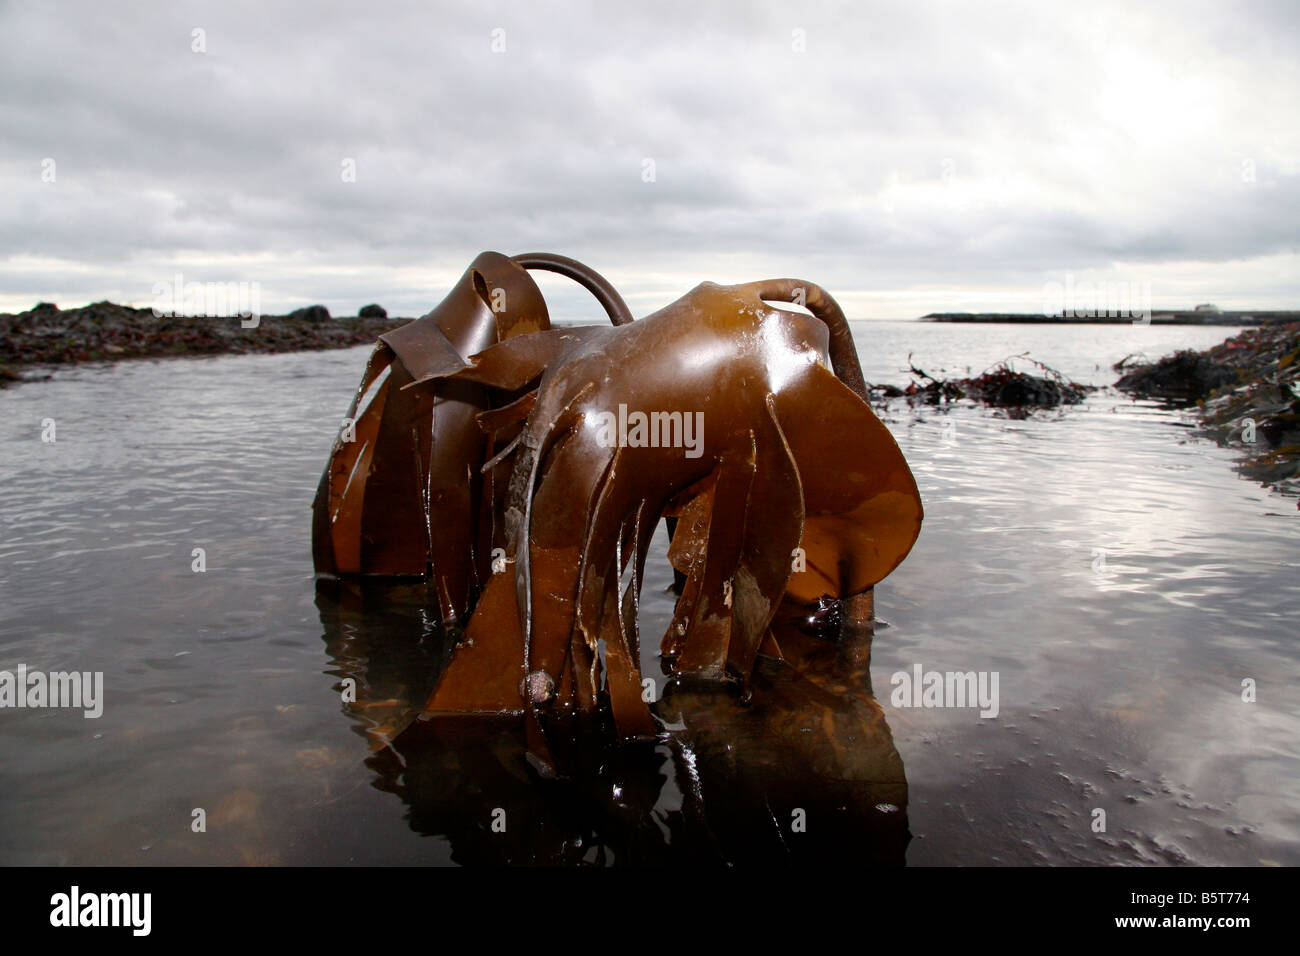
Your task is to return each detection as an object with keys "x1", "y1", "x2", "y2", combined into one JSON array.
[{"x1": 2, "y1": 0, "x2": 1297, "y2": 318}]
